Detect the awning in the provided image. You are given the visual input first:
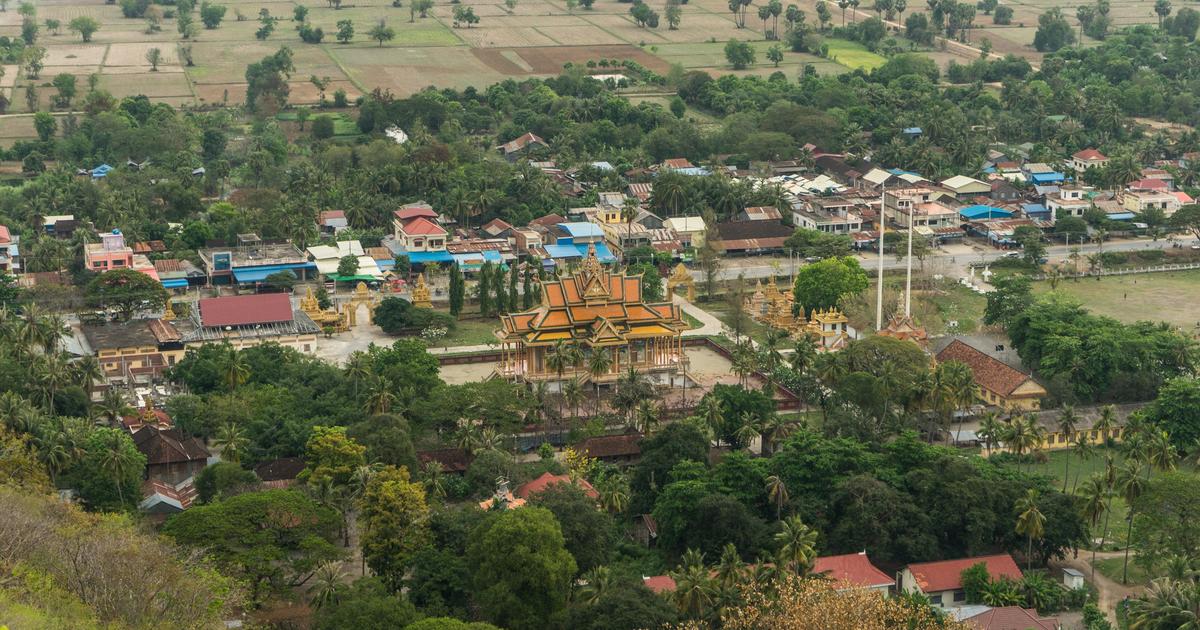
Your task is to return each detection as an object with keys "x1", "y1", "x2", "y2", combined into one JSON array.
[
  {"x1": 161, "y1": 278, "x2": 189, "y2": 289},
  {"x1": 405, "y1": 250, "x2": 455, "y2": 264},
  {"x1": 231, "y1": 263, "x2": 316, "y2": 283}
]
